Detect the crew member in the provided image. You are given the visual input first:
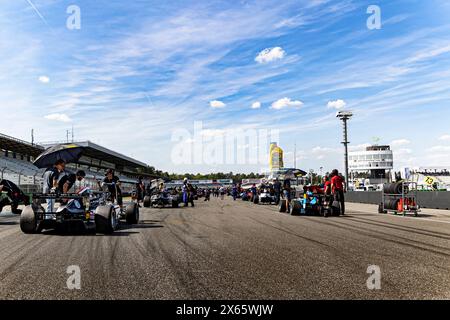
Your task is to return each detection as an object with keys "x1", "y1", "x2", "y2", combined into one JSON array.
[
  {"x1": 42, "y1": 159, "x2": 65, "y2": 213},
  {"x1": 250, "y1": 184, "x2": 257, "y2": 202},
  {"x1": 182, "y1": 178, "x2": 195, "y2": 207},
  {"x1": 282, "y1": 177, "x2": 291, "y2": 213},
  {"x1": 273, "y1": 178, "x2": 281, "y2": 205},
  {"x1": 331, "y1": 169, "x2": 346, "y2": 215},
  {"x1": 58, "y1": 170, "x2": 86, "y2": 194},
  {"x1": 322, "y1": 175, "x2": 332, "y2": 205},
  {"x1": 135, "y1": 176, "x2": 145, "y2": 206},
  {"x1": 0, "y1": 179, "x2": 30, "y2": 214},
  {"x1": 231, "y1": 184, "x2": 238, "y2": 201},
  {"x1": 103, "y1": 169, "x2": 123, "y2": 207}
]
